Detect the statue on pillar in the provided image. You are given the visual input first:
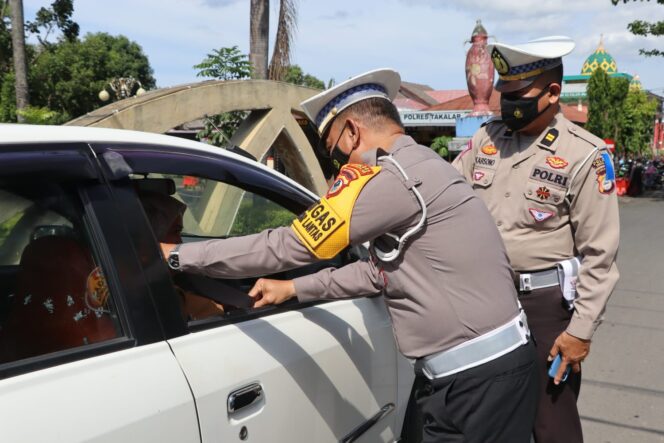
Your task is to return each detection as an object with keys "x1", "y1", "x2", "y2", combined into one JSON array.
[{"x1": 465, "y1": 20, "x2": 494, "y2": 116}]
